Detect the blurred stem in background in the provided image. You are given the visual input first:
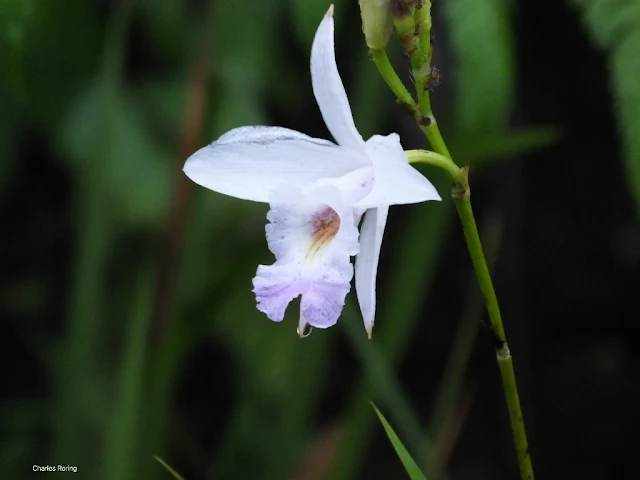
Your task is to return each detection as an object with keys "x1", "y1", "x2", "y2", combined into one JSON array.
[
  {"x1": 365, "y1": 1, "x2": 535, "y2": 479},
  {"x1": 427, "y1": 211, "x2": 504, "y2": 478},
  {"x1": 53, "y1": 0, "x2": 135, "y2": 468},
  {"x1": 450, "y1": 168, "x2": 534, "y2": 480},
  {"x1": 149, "y1": 0, "x2": 214, "y2": 345}
]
